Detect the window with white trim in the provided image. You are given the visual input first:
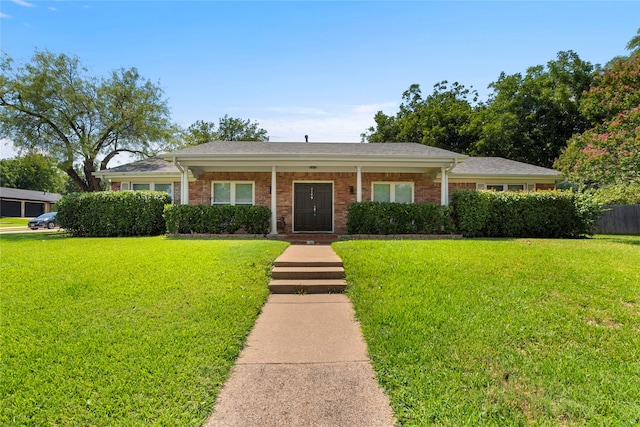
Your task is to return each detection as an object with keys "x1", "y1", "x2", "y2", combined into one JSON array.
[
  {"x1": 122, "y1": 182, "x2": 173, "y2": 200},
  {"x1": 212, "y1": 182, "x2": 254, "y2": 205},
  {"x1": 477, "y1": 183, "x2": 534, "y2": 192},
  {"x1": 372, "y1": 182, "x2": 414, "y2": 203}
]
